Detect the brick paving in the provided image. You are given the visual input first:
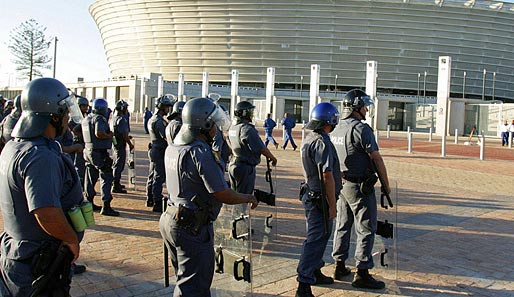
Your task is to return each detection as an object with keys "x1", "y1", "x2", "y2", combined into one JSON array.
[{"x1": 1, "y1": 123, "x2": 513, "y2": 296}]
